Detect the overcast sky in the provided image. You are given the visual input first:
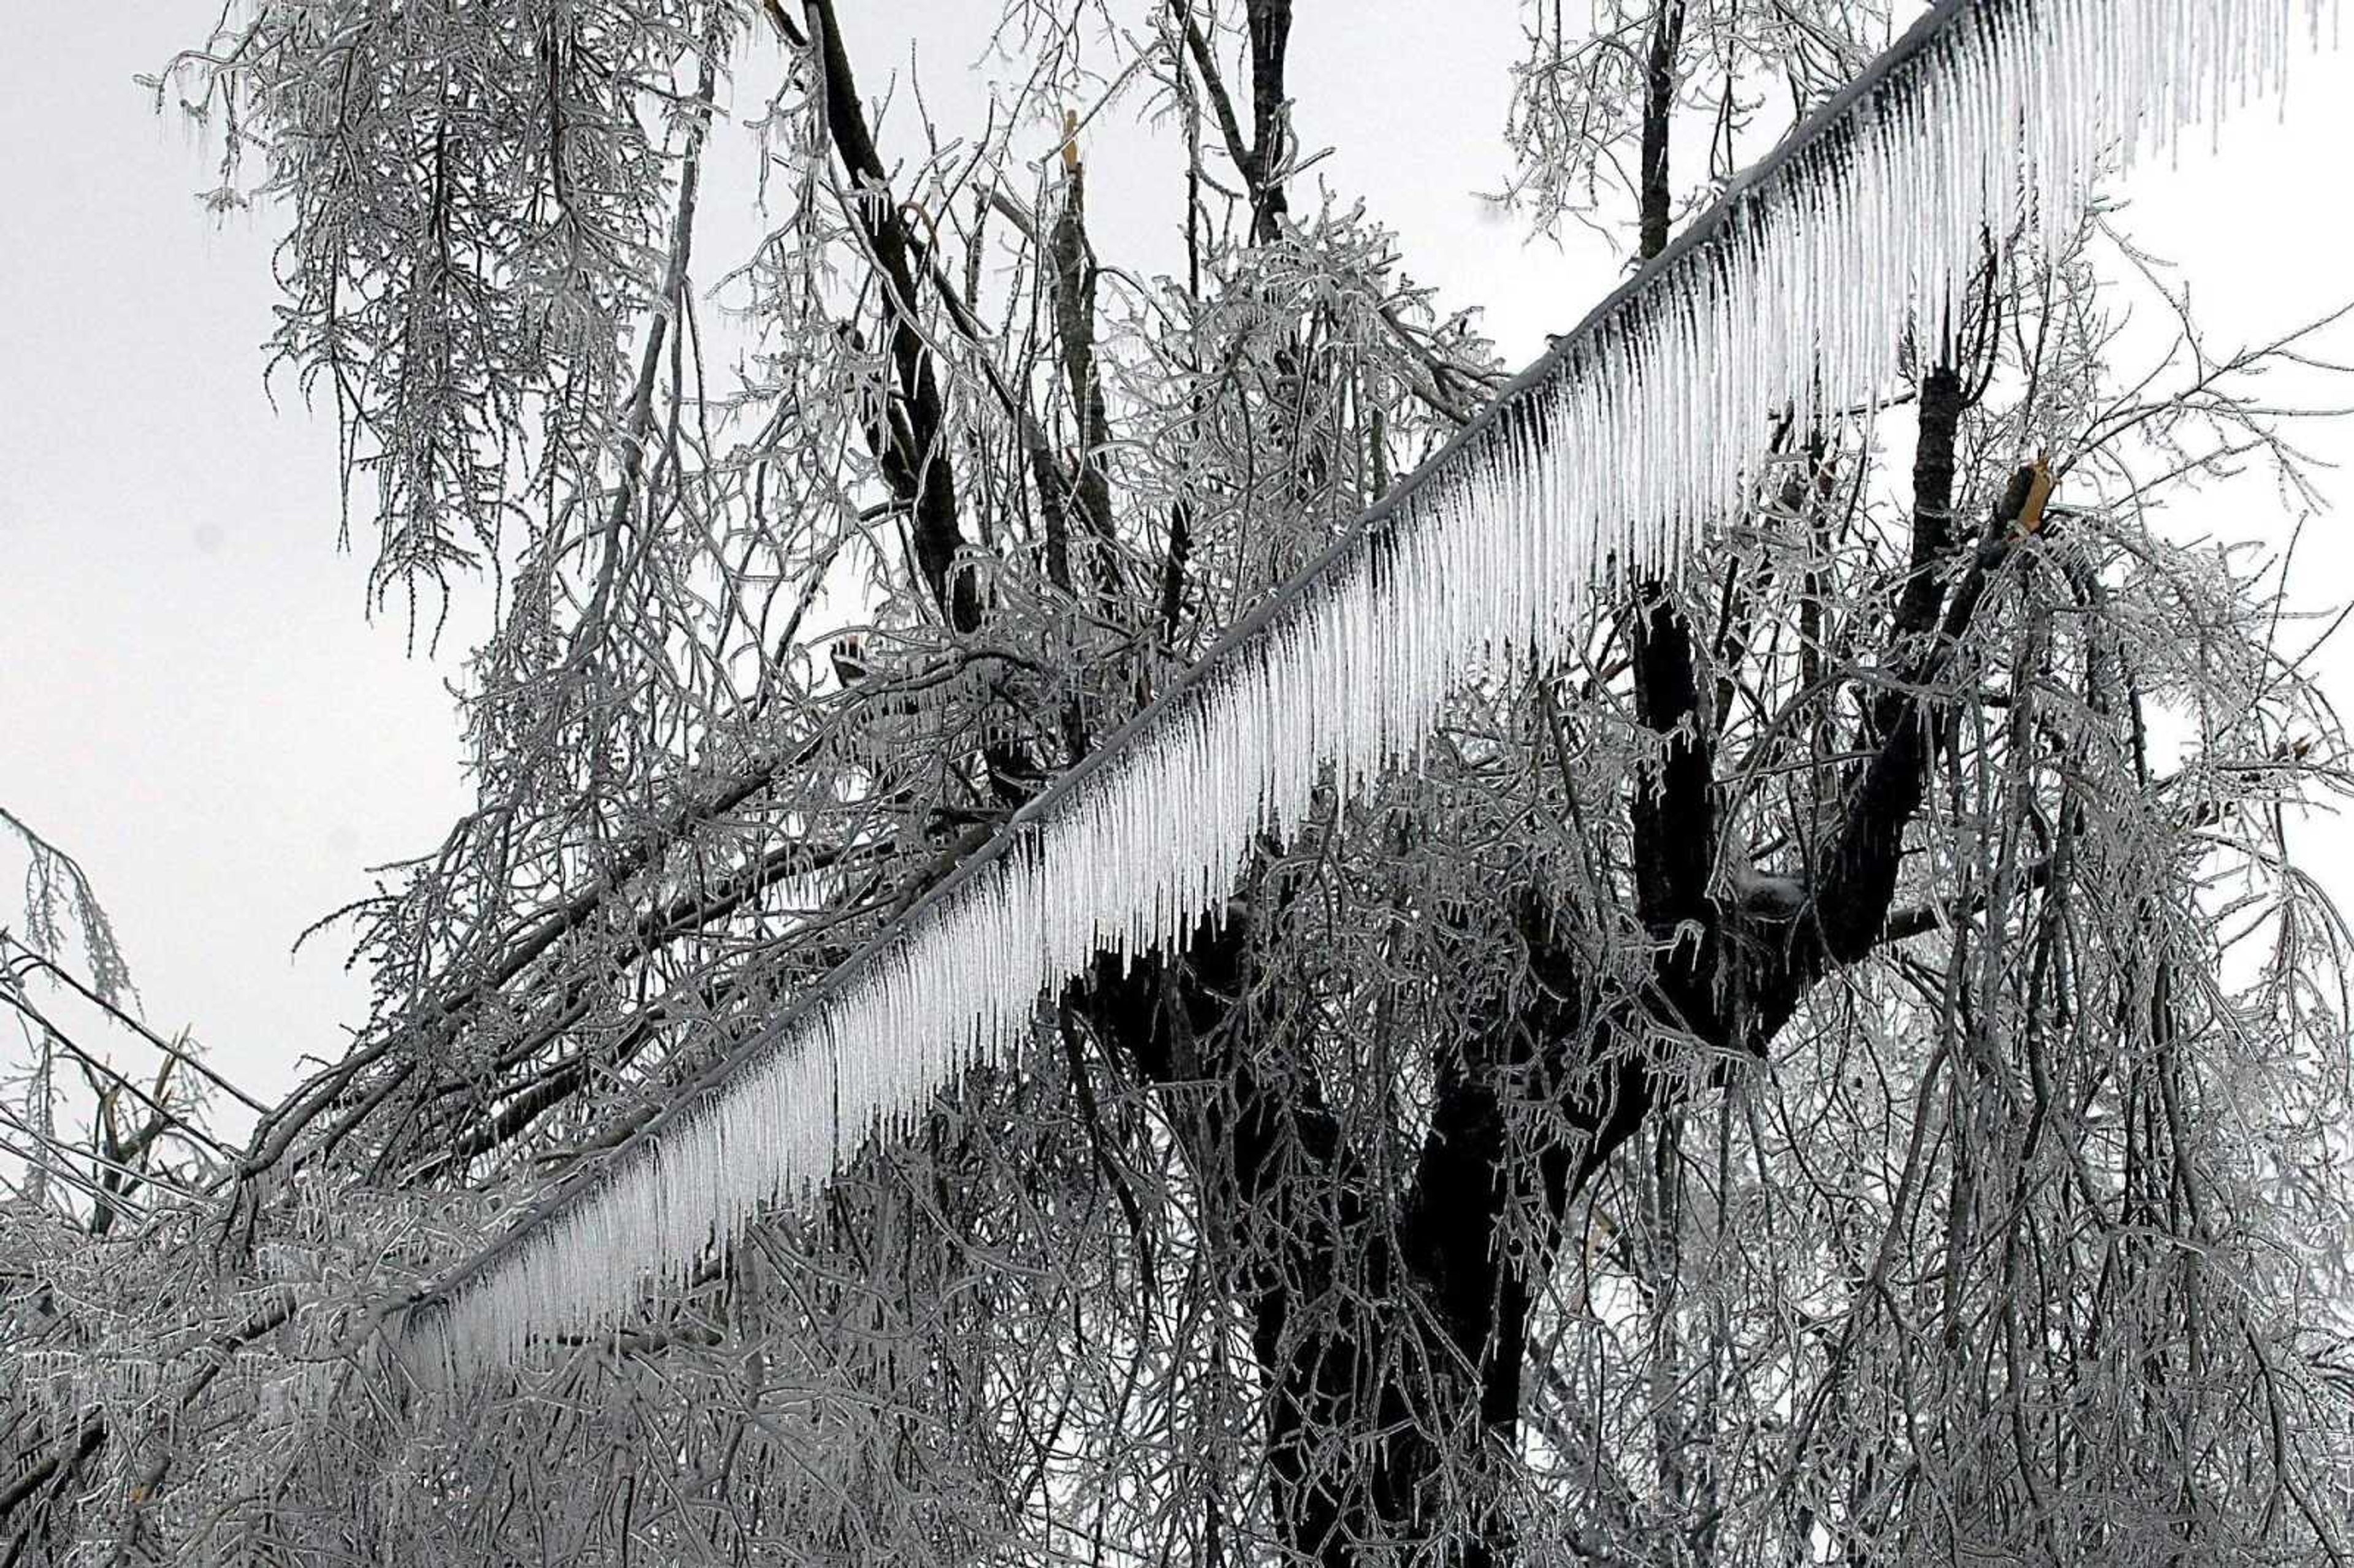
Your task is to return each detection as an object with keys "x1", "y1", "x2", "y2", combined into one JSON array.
[{"x1": 4, "y1": 6, "x2": 2352, "y2": 1144}]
